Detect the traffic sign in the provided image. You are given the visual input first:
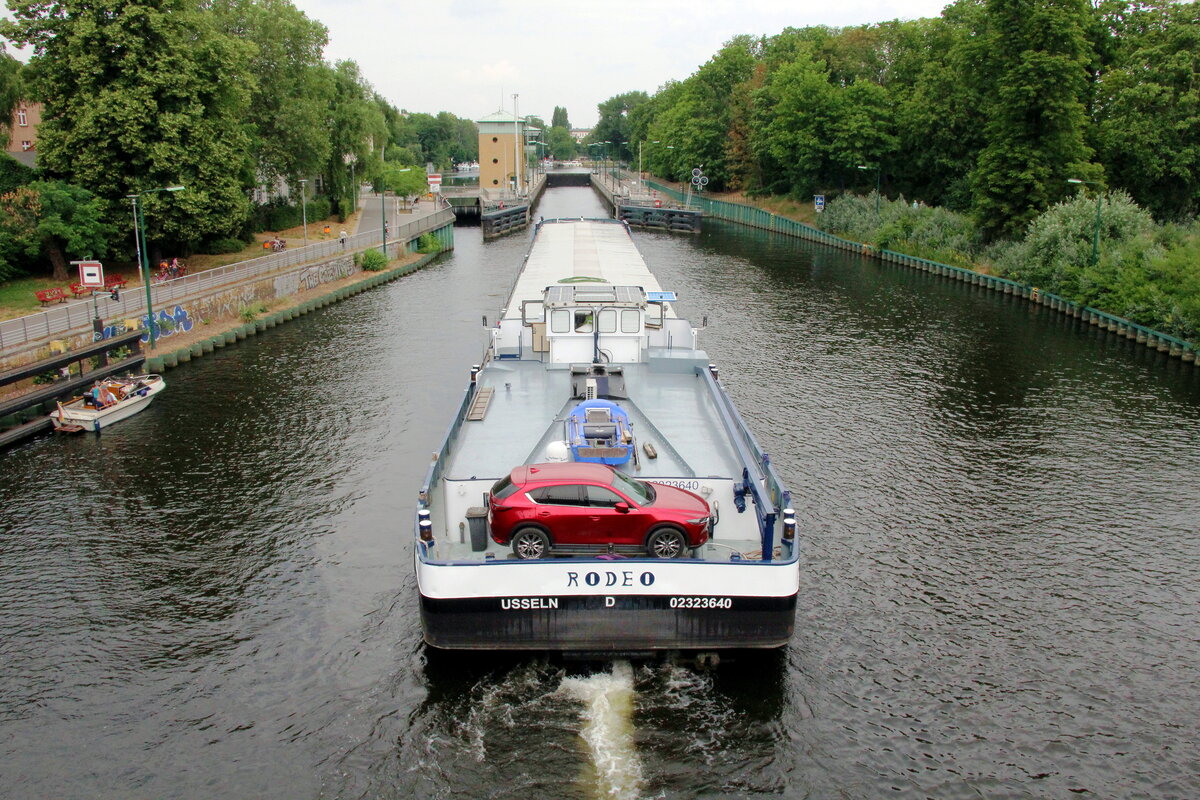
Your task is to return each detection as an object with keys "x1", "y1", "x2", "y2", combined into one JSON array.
[
  {"x1": 814, "y1": 195, "x2": 825, "y2": 213},
  {"x1": 427, "y1": 173, "x2": 442, "y2": 185},
  {"x1": 74, "y1": 260, "x2": 104, "y2": 287}
]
